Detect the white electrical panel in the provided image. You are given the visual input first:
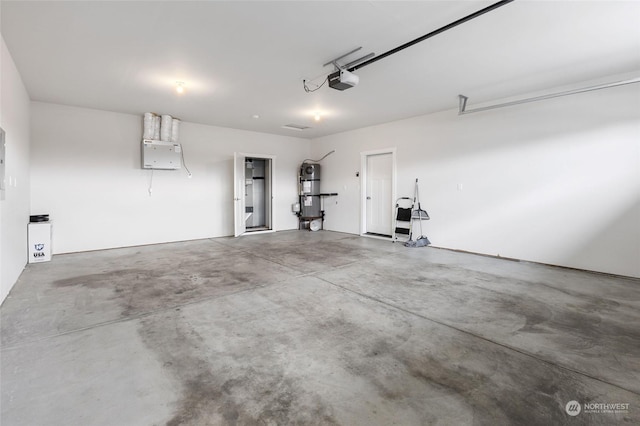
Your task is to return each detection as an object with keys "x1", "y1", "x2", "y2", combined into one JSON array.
[
  {"x1": 0, "y1": 127, "x2": 6, "y2": 200},
  {"x1": 142, "y1": 140, "x2": 182, "y2": 170}
]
